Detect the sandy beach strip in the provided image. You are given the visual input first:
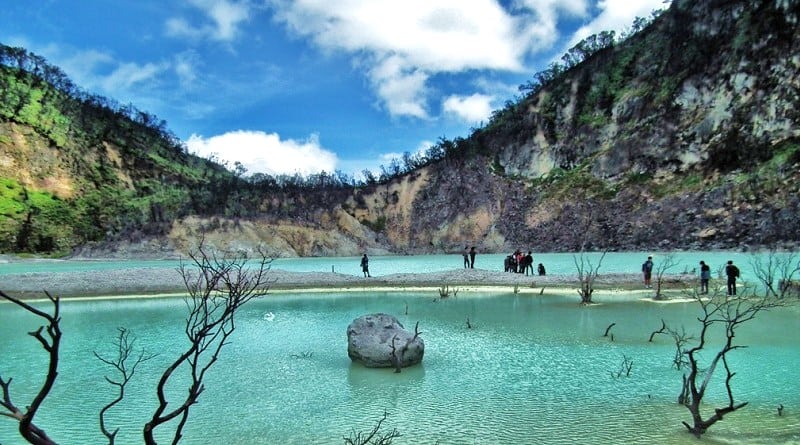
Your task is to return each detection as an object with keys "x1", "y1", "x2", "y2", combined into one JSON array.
[{"x1": 0, "y1": 266, "x2": 697, "y2": 300}]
